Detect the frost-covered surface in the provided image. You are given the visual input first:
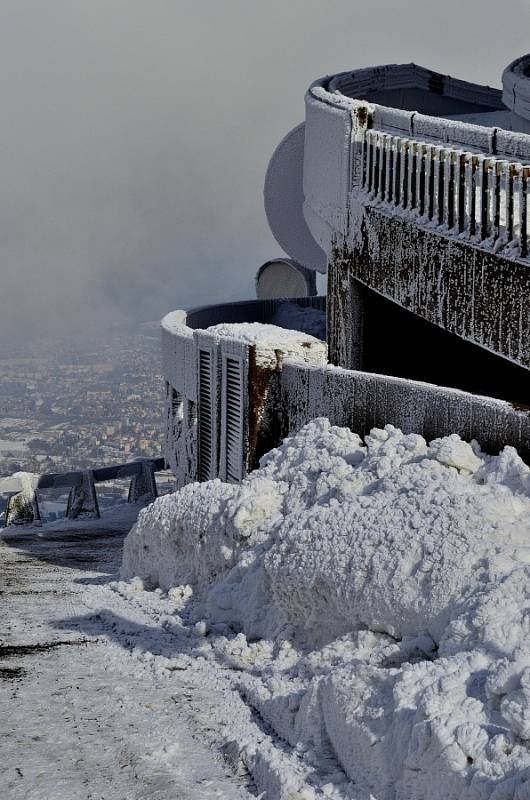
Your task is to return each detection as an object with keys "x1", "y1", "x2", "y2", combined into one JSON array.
[
  {"x1": 304, "y1": 64, "x2": 530, "y2": 263},
  {"x1": 0, "y1": 517, "x2": 251, "y2": 800},
  {"x1": 207, "y1": 321, "x2": 321, "y2": 348},
  {"x1": 207, "y1": 321, "x2": 327, "y2": 367},
  {"x1": 122, "y1": 419, "x2": 530, "y2": 799},
  {"x1": 270, "y1": 303, "x2": 326, "y2": 341}
]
